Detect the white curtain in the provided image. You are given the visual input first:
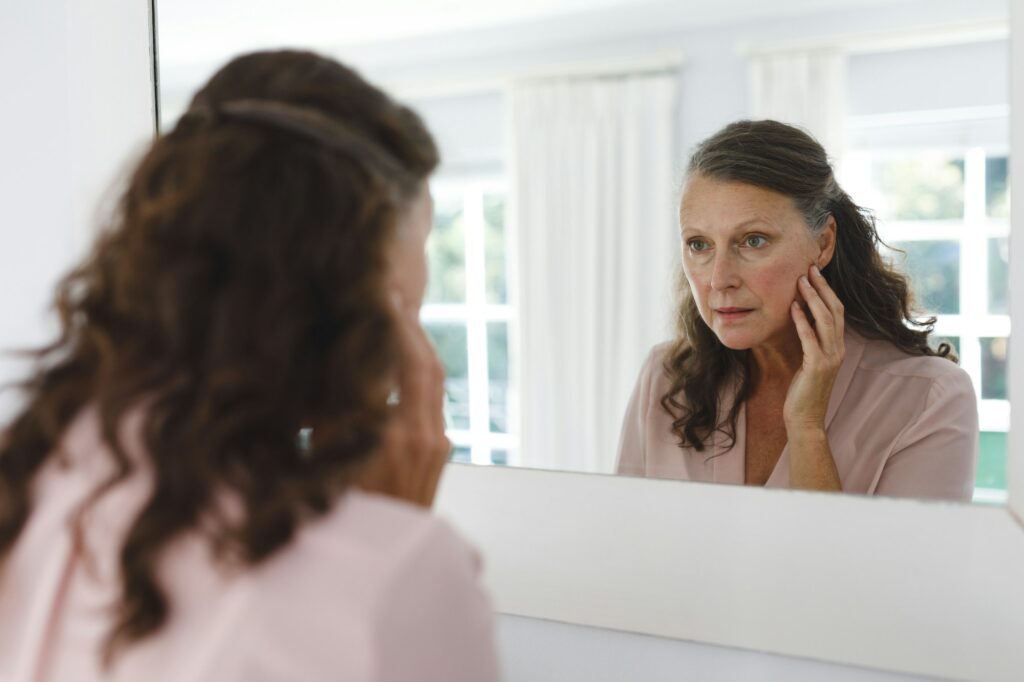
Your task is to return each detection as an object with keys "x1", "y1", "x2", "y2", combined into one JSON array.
[
  {"x1": 510, "y1": 73, "x2": 679, "y2": 473},
  {"x1": 749, "y1": 48, "x2": 846, "y2": 158}
]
